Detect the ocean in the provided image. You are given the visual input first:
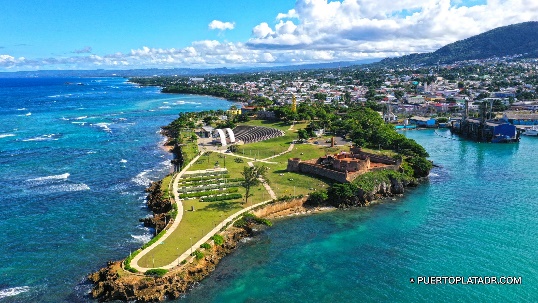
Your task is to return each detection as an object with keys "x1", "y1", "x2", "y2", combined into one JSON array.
[
  {"x1": 0, "y1": 77, "x2": 235, "y2": 302},
  {"x1": 1, "y1": 79, "x2": 536, "y2": 302}
]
